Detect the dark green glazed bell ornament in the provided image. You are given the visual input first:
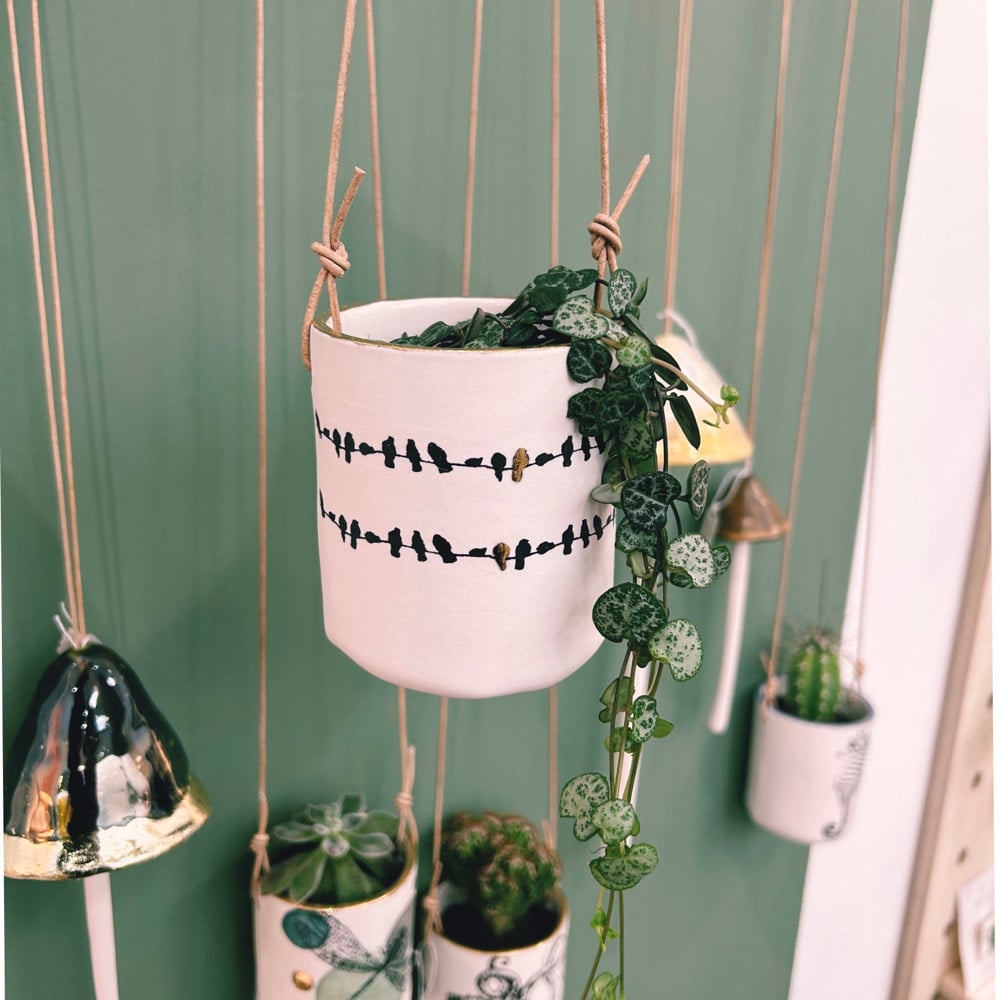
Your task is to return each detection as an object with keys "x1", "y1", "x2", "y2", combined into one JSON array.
[{"x1": 4, "y1": 641, "x2": 210, "y2": 879}]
